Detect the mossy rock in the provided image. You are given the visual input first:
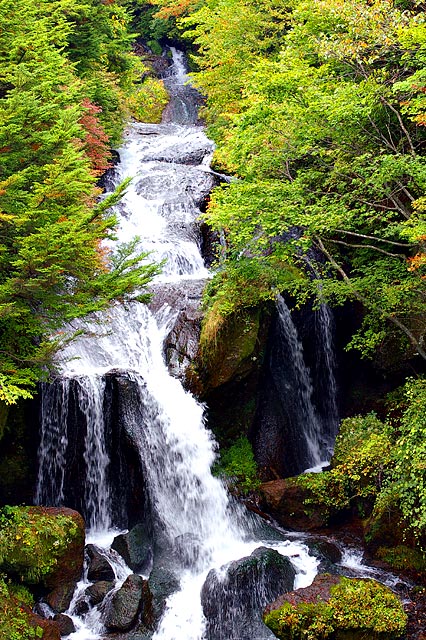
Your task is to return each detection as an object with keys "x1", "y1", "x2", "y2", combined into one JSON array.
[
  {"x1": 0, "y1": 506, "x2": 84, "y2": 589},
  {"x1": 264, "y1": 574, "x2": 407, "y2": 640},
  {"x1": 199, "y1": 308, "x2": 263, "y2": 391},
  {"x1": 259, "y1": 478, "x2": 330, "y2": 531},
  {"x1": 0, "y1": 576, "x2": 60, "y2": 640}
]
